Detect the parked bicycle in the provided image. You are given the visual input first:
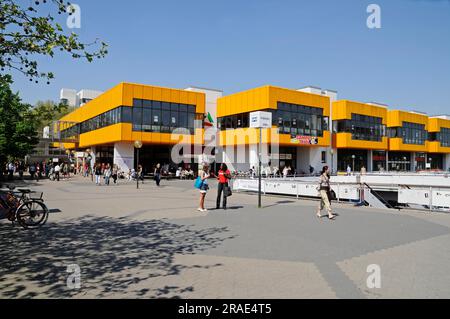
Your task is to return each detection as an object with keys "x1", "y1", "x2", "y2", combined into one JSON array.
[{"x1": 0, "y1": 186, "x2": 49, "y2": 229}]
